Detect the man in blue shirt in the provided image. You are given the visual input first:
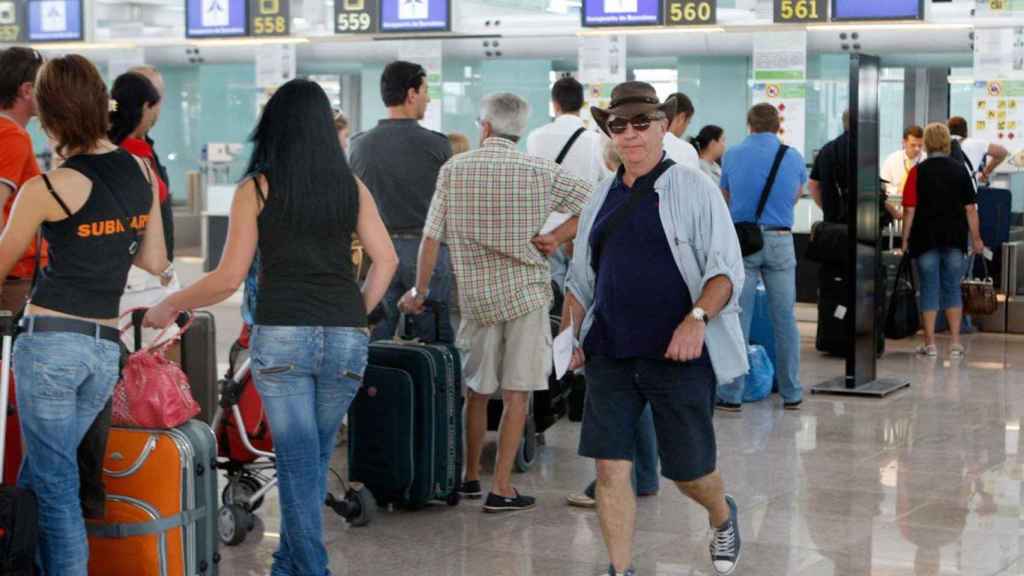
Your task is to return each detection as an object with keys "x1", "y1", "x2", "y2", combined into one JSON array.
[{"x1": 718, "y1": 103, "x2": 807, "y2": 412}]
